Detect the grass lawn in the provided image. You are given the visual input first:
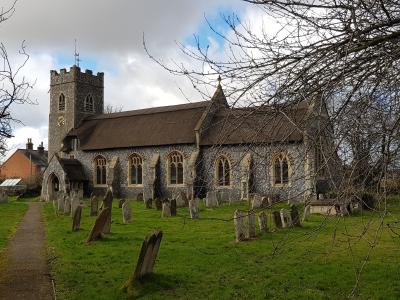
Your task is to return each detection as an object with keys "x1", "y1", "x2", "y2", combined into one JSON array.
[
  {"x1": 0, "y1": 197, "x2": 30, "y2": 253},
  {"x1": 43, "y1": 197, "x2": 400, "y2": 300}
]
